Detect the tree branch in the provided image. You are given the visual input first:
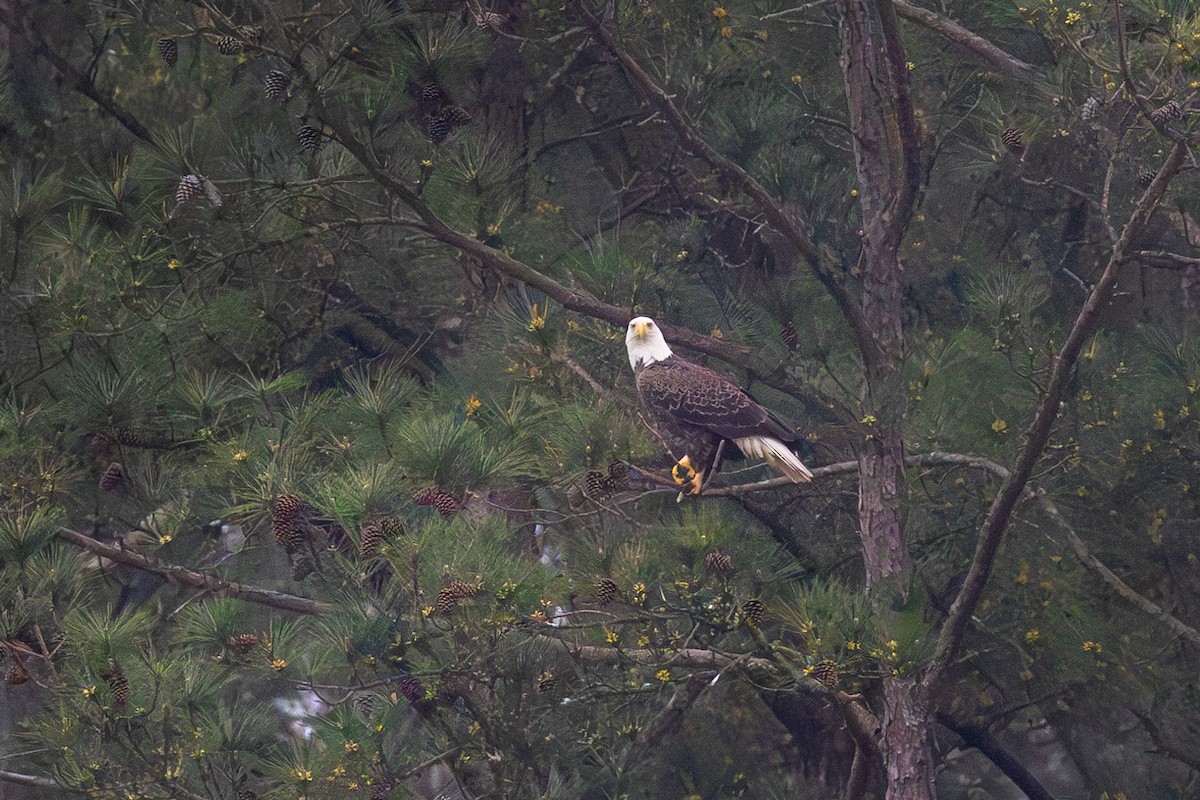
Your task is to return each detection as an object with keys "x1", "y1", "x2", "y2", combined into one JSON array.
[
  {"x1": 1129, "y1": 708, "x2": 1200, "y2": 772},
  {"x1": 928, "y1": 143, "x2": 1196, "y2": 685},
  {"x1": 714, "y1": 449, "x2": 1200, "y2": 649},
  {"x1": 0, "y1": 5, "x2": 156, "y2": 146},
  {"x1": 936, "y1": 714, "x2": 1059, "y2": 800},
  {"x1": 1131, "y1": 249, "x2": 1200, "y2": 269},
  {"x1": 0, "y1": 770, "x2": 69, "y2": 791},
  {"x1": 893, "y1": 1, "x2": 1048, "y2": 83},
  {"x1": 1037, "y1": 490, "x2": 1200, "y2": 647},
  {"x1": 56, "y1": 528, "x2": 330, "y2": 616},
  {"x1": 570, "y1": 0, "x2": 882, "y2": 370}
]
